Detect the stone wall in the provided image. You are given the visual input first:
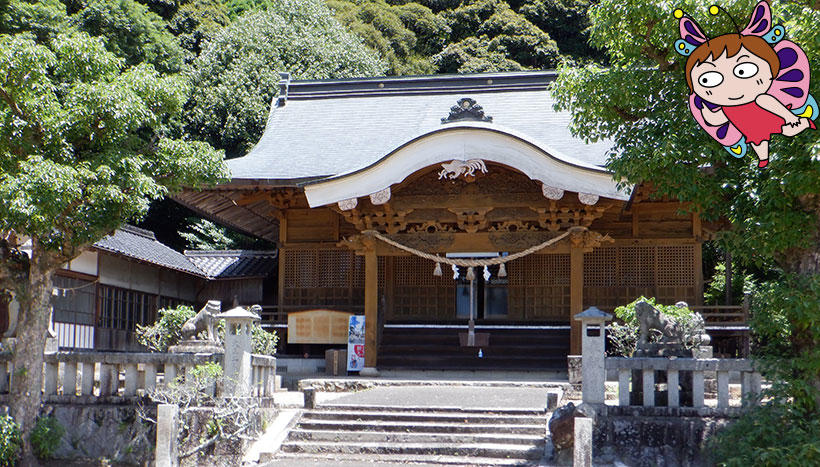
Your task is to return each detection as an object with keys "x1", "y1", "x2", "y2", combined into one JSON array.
[
  {"x1": 47, "y1": 404, "x2": 155, "y2": 464},
  {"x1": 592, "y1": 406, "x2": 734, "y2": 467}
]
